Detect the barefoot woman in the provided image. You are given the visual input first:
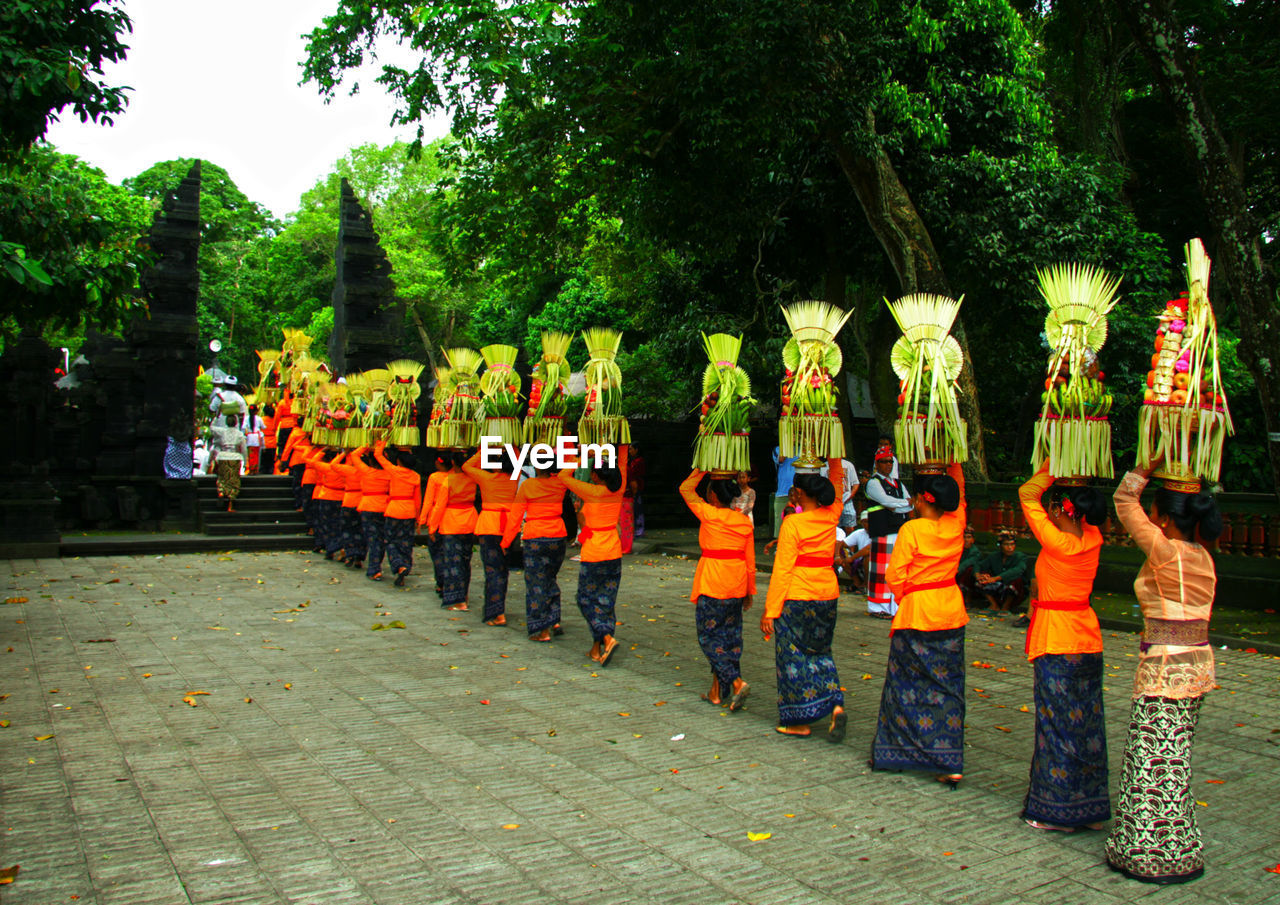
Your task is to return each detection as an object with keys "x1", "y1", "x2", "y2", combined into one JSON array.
[{"x1": 760, "y1": 462, "x2": 846, "y2": 740}]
